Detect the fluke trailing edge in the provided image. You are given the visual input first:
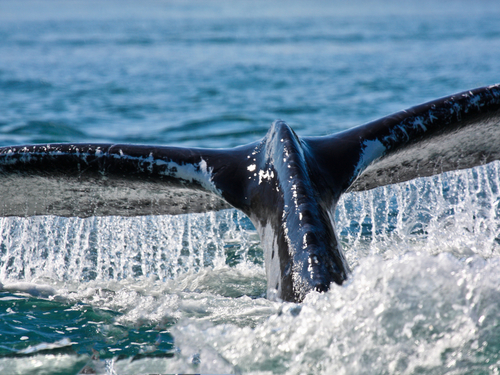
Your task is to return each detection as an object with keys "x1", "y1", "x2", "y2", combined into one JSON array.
[{"x1": 1, "y1": 85, "x2": 500, "y2": 302}]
